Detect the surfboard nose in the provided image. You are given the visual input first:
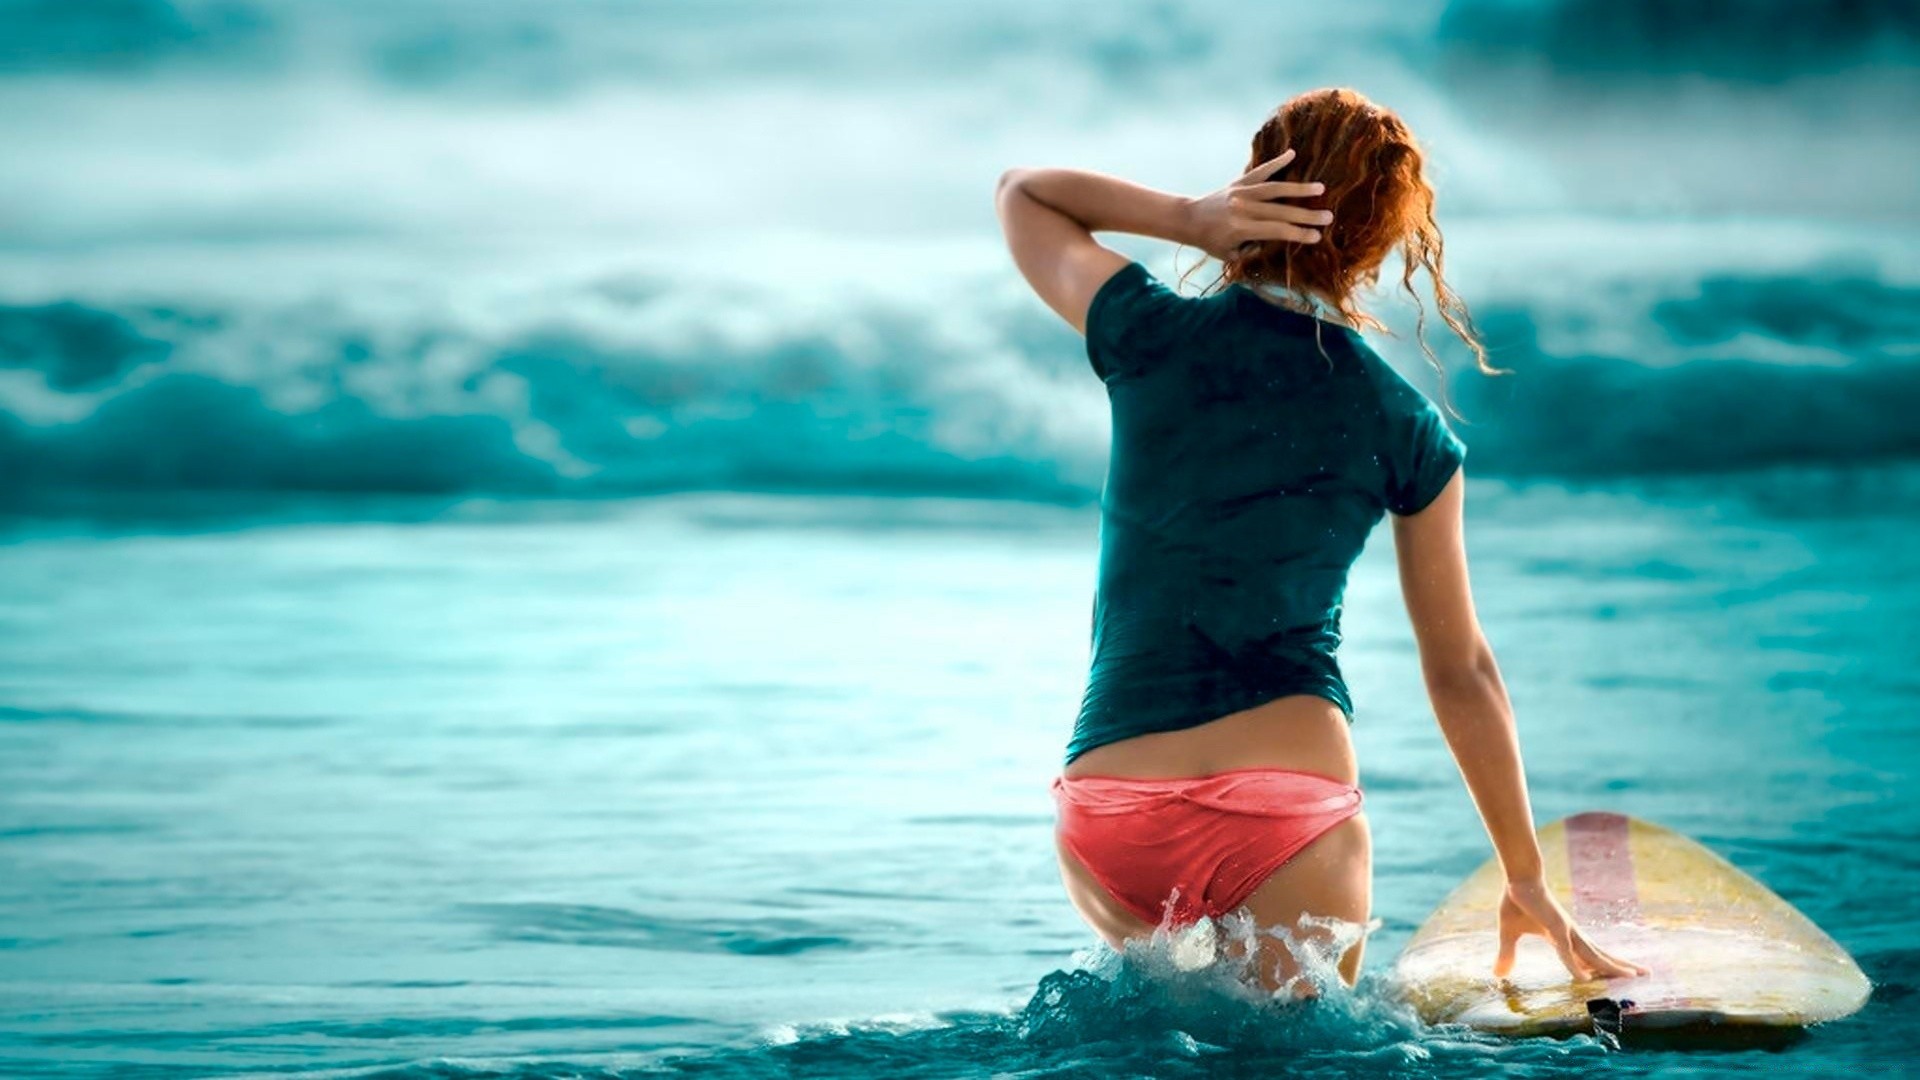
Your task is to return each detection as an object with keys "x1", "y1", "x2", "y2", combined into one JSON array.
[{"x1": 1391, "y1": 814, "x2": 1870, "y2": 1042}]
